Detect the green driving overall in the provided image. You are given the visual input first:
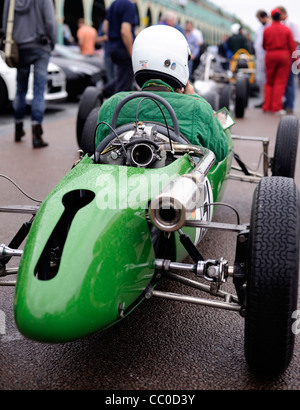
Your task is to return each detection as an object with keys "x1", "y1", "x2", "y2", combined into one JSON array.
[{"x1": 96, "y1": 80, "x2": 229, "y2": 163}]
